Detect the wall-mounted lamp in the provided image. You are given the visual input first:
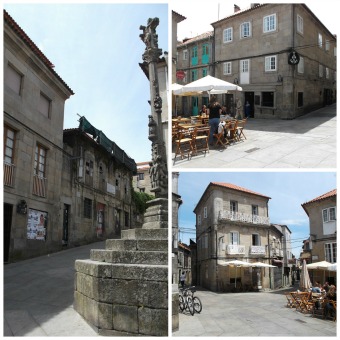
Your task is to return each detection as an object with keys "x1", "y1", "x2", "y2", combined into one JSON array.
[
  {"x1": 233, "y1": 78, "x2": 239, "y2": 84},
  {"x1": 277, "y1": 75, "x2": 283, "y2": 82}
]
